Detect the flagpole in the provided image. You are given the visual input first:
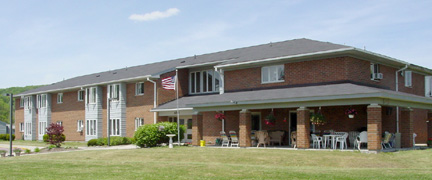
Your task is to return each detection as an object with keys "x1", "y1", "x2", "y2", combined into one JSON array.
[{"x1": 176, "y1": 69, "x2": 180, "y2": 145}]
